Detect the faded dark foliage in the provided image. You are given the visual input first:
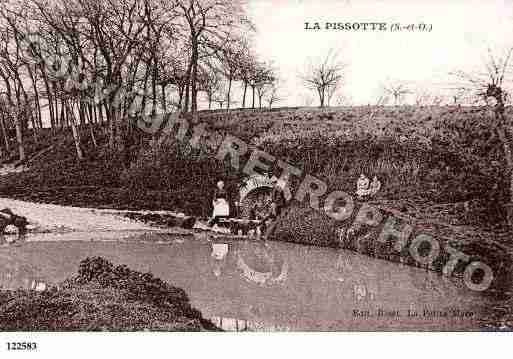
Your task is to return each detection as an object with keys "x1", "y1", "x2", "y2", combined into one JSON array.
[{"x1": 0, "y1": 257, "x2": 219, "y2": 331}]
